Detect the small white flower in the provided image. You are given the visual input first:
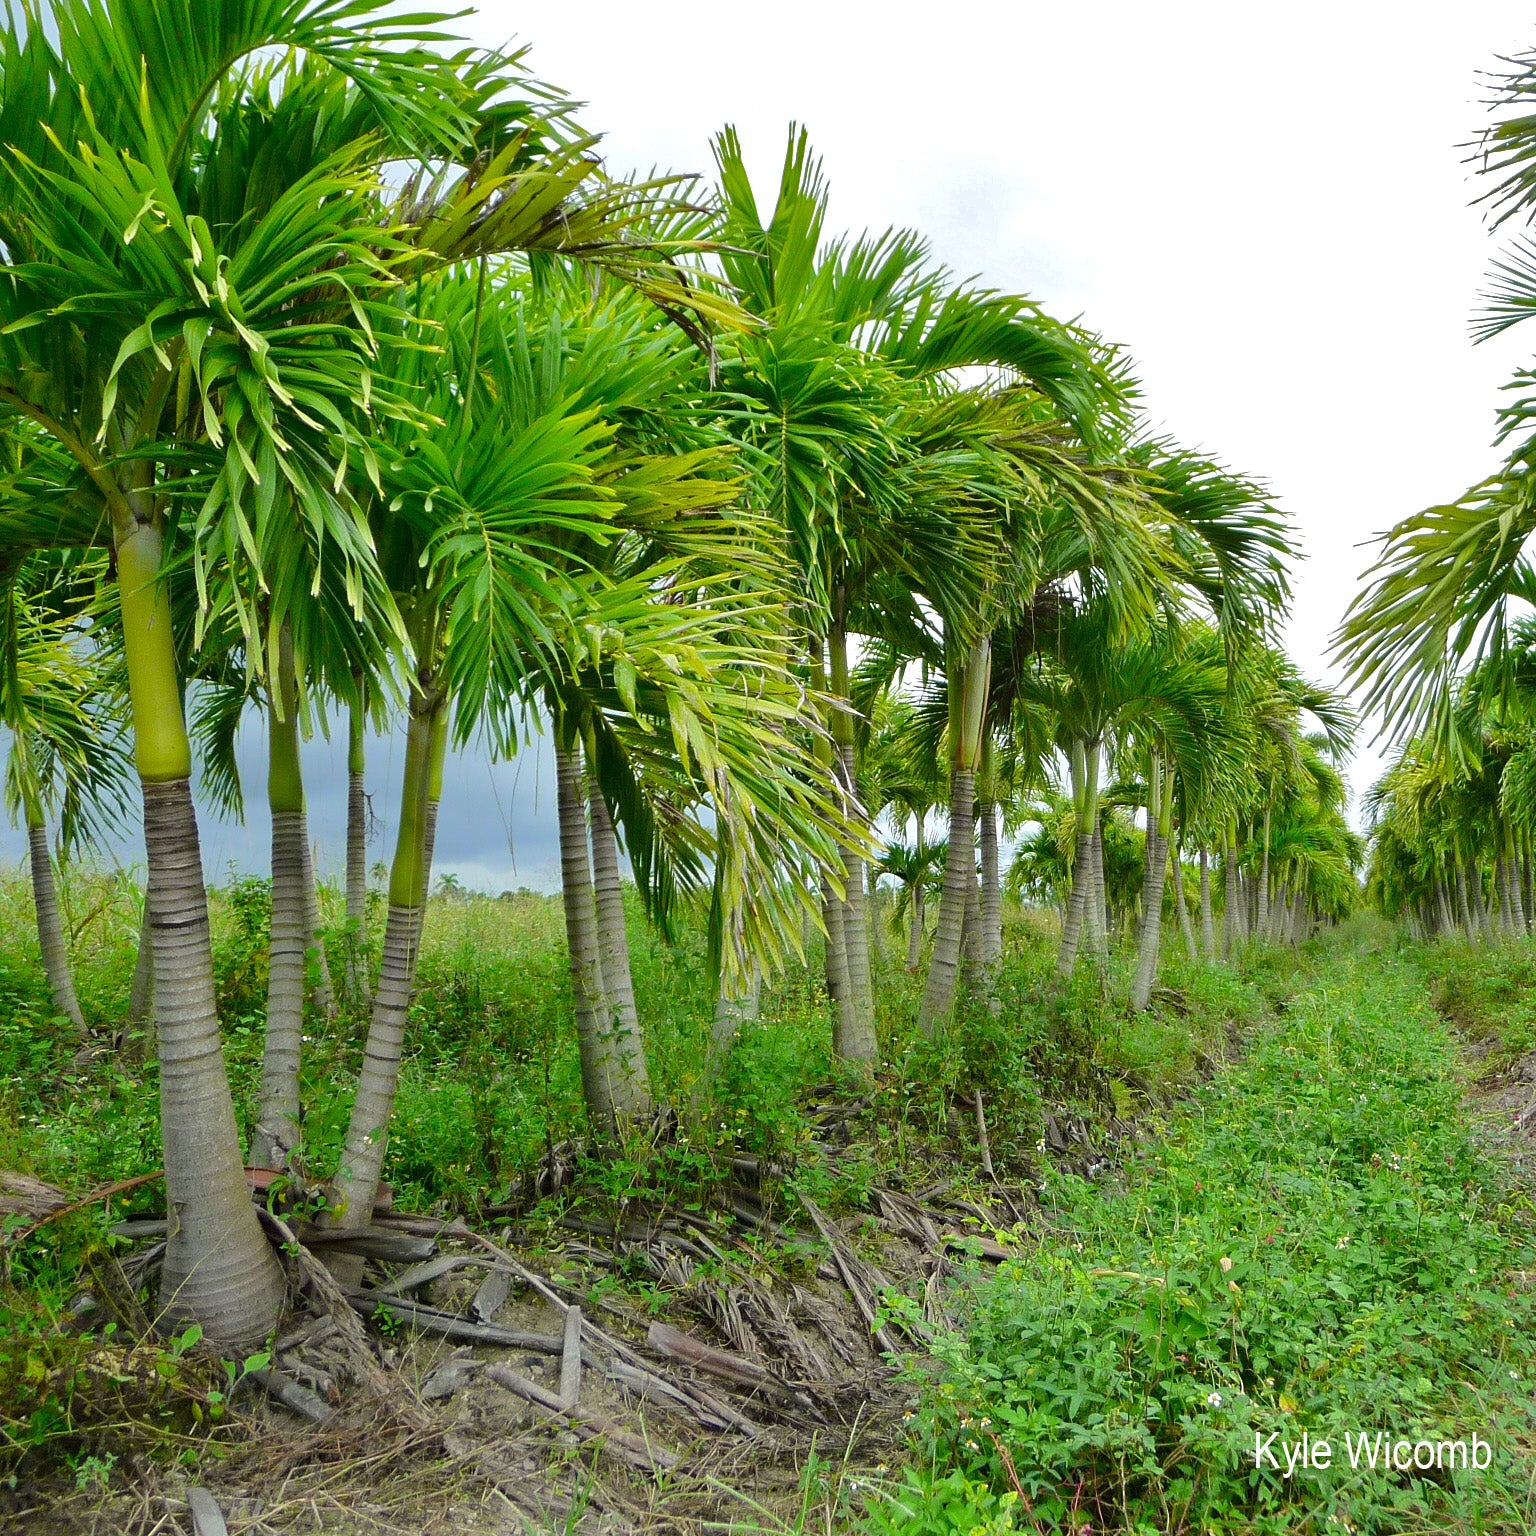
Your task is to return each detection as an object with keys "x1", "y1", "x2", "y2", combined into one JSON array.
[
  {"x1": 876, "y1": 1463, "x2": 888, "y2": 1474},
  {"x1": 1335, "y1": 1234, "x2": 1350, "y2": 1250},
  {"x1": 1036, "y1": 1137, "x2": 1047, "y2": 1153},
  {"x1": 1073, "y1": 1241, "x2": 1085, "y2": 1254},
  {"x1": 1207, "y1": 1391, "x2": 1224, "y2": 1408},
  {"x1": 1511, "y1": 1370, "x2": 1521, "y2": 1381},
  {"x1": 965, "y1": 1438, "x2": 979, "y2": 1451}
]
